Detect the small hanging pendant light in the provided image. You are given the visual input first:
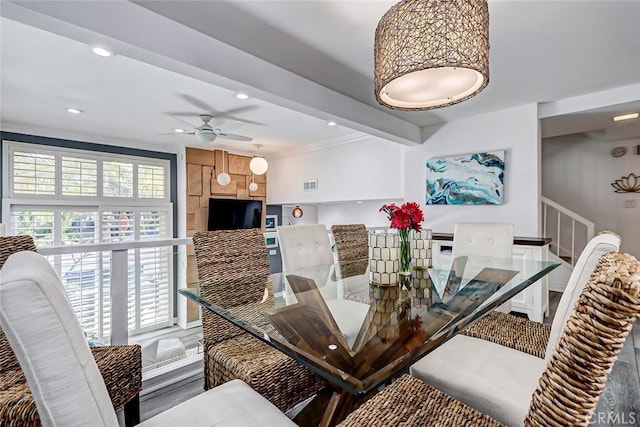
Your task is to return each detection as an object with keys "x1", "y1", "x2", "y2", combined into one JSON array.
[
  {"x1": 216, "y1": 149, "x2": 231, "y2": 186},
  {"x1": 292, "y1": 206, "x2": 304, "y2": 218},
  {"x1": 249, "y1": 144, "x2": 269, "y2": 175},
  {"x1": 249, "y1": 173, "x2": 258, "y2": 192}
]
